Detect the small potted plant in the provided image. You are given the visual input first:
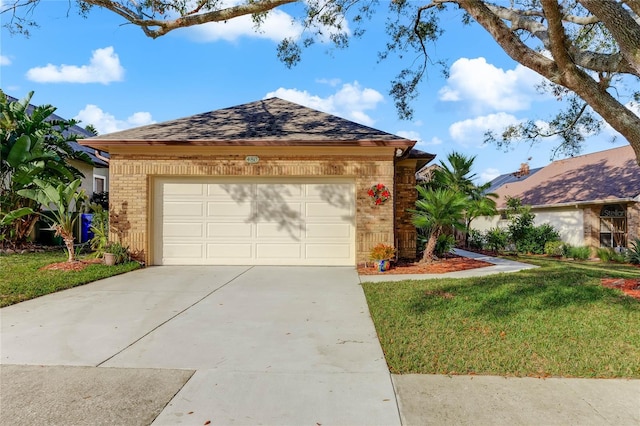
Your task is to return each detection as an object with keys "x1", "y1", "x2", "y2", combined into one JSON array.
[
  {"x1": 369, "y1": 243, "x2": 396, "y2": 272},
  {"x1": 103, "y1": 242, "x2": 130, "y2": 266}
]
